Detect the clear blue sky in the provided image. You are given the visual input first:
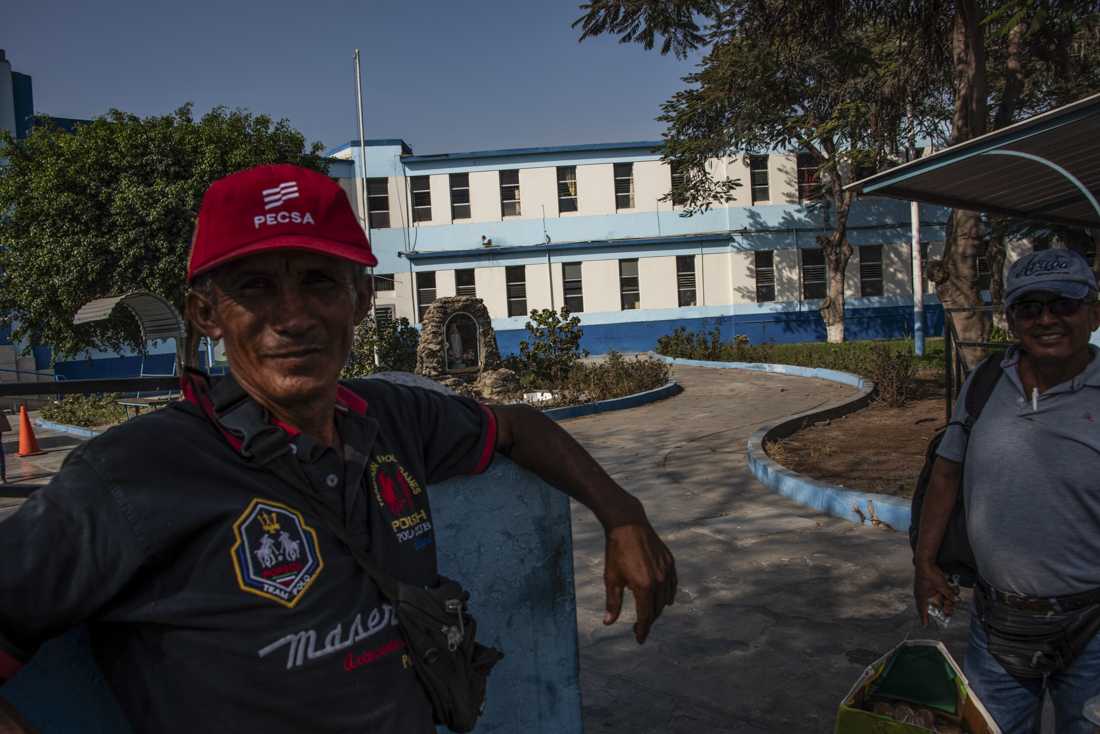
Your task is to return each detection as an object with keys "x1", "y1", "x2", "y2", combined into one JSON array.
[{"x1": 5, "y1": 0, "x2": 701, "y2": 156}]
